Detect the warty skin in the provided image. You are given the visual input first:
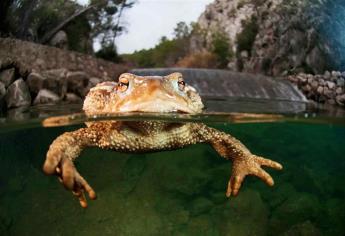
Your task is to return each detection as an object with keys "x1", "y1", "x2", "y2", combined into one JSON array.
[{"x1": 43, "y1": 72, "x2": 283, "y2": 208}]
